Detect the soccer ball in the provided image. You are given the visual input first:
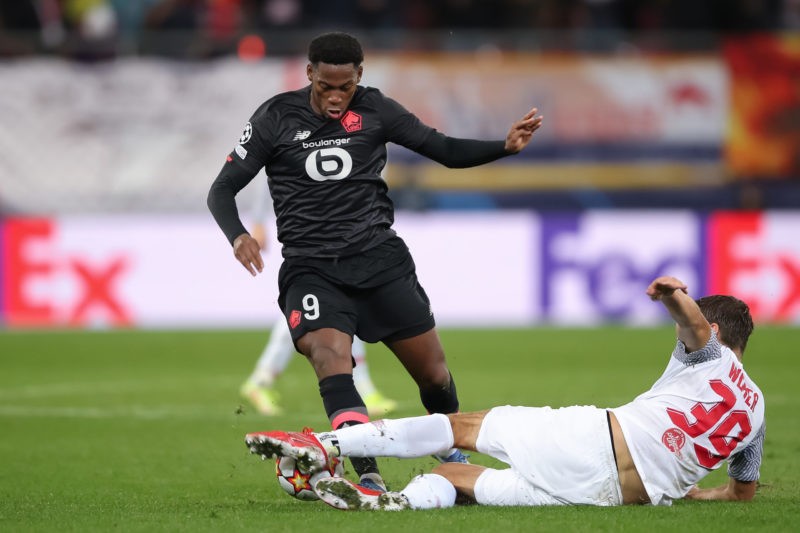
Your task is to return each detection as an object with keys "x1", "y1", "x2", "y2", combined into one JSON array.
[{"x1": 274, "y1": 455, "x2": 344, "y2": 501}]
